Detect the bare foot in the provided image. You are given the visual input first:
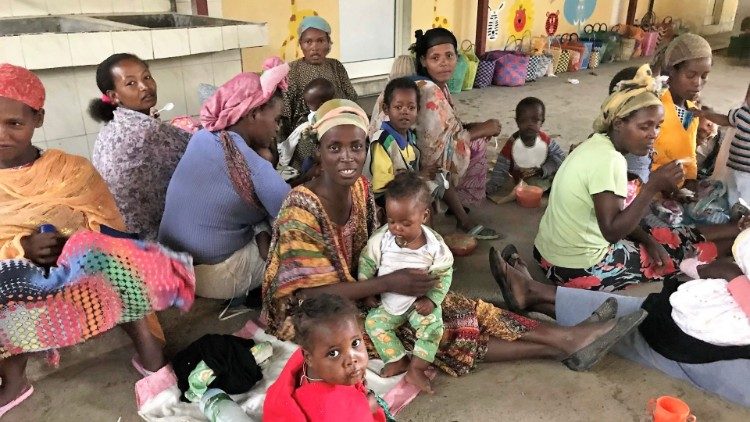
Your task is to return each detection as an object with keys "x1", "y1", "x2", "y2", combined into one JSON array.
[
  {"x1": 0, "y1": 379, "x2": 31, "y2": 407},
  {"x1": 404, "y1": 367, "x2": 433, "y2": 394},
  {"x1": 380, "y1": 356, "x2": 410, "y2": 377},
  {"x1": 500, "y1": 260, "x2": 533, "y2": 310}
]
